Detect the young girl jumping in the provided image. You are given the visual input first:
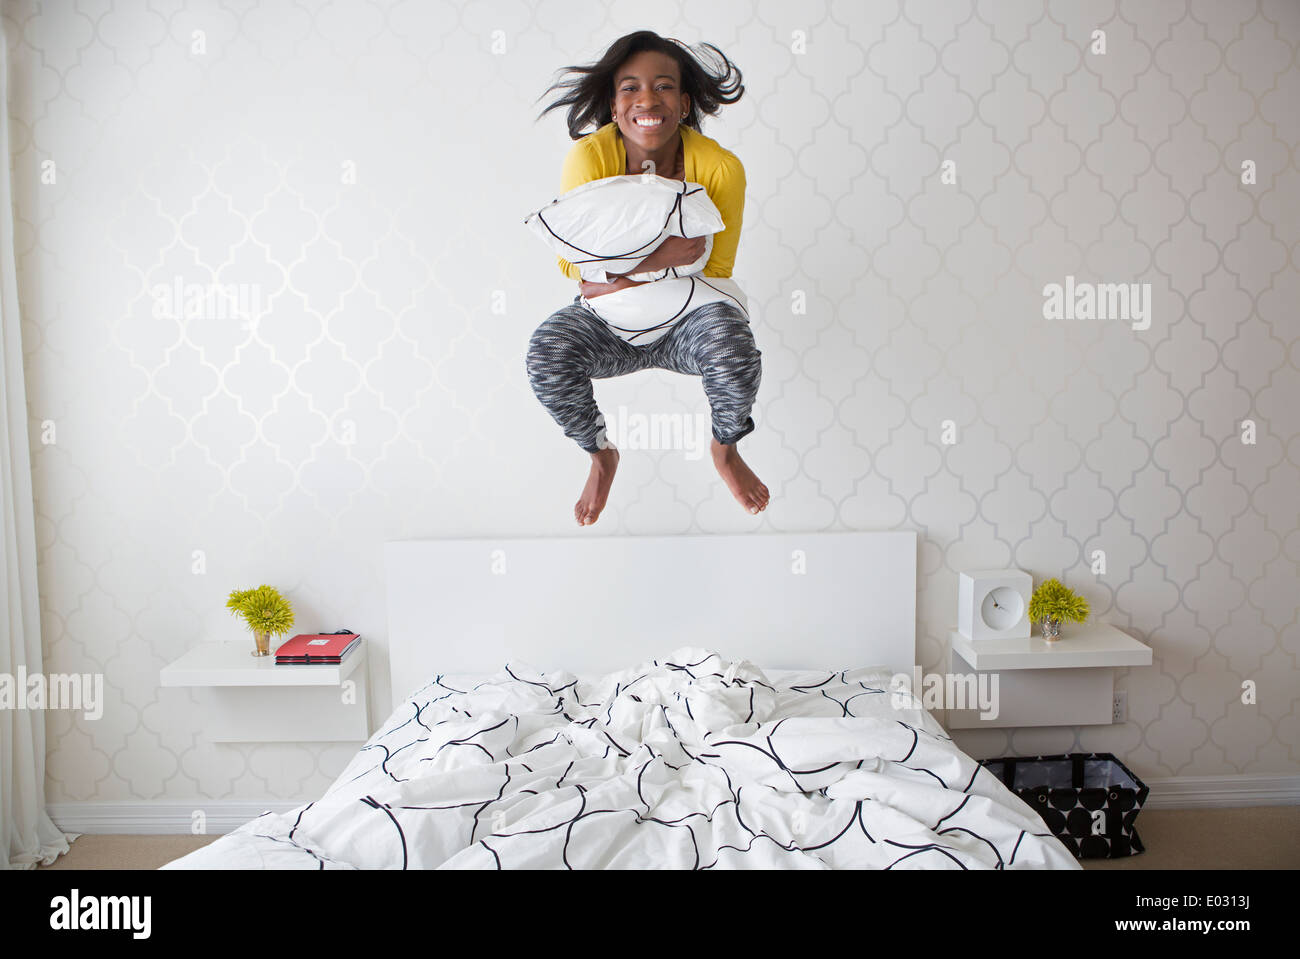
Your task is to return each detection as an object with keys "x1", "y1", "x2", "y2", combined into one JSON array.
[{"x1": 529, "y1": 31, "x2": 769, "y2": 526}]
